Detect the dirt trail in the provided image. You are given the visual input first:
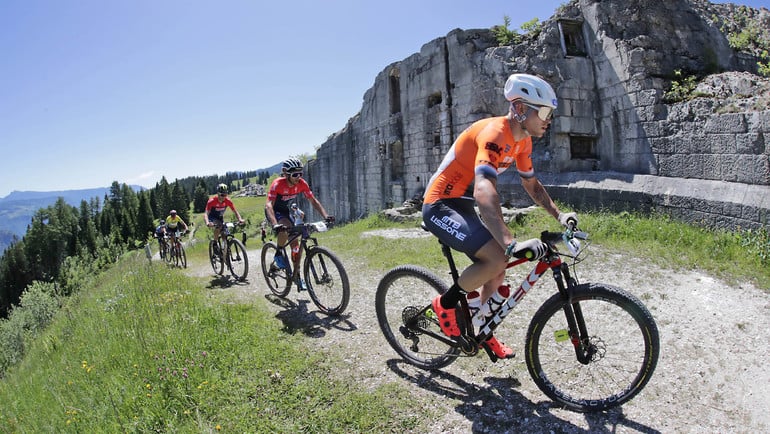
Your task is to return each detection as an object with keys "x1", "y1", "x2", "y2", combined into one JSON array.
[{"x1": 185, "y1": 229, "x2": 770, "y2": 433}]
